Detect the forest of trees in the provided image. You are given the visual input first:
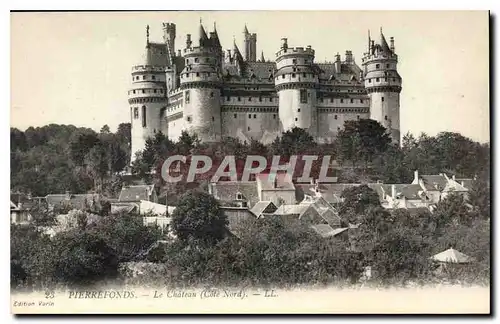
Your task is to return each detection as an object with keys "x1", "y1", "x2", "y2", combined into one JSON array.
[{"x1": 10, "y1": 120, "x2": 491, "y2": 290}]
